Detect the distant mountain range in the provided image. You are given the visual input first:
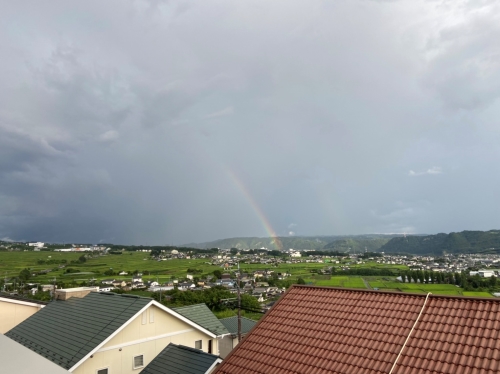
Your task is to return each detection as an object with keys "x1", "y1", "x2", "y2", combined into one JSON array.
[
  {"x1": 182, "y1": 234, "x2": 398, "y2": 252},
  {"x1": 184, "y1": 230, "x2": 500, "y2": 255},
  {"x1": 4, "y1": 229, "x2": 497, "y2": 255},
  {"x1": 380, "y1": 230, "x2": 500, "y2": 255}
]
